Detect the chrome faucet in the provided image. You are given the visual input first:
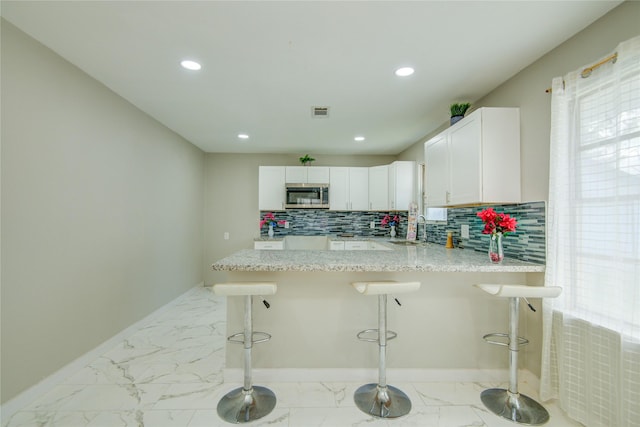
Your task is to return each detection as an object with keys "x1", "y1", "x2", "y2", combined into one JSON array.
[{"x1": 418, "y1": 215, "x2": 428, "y2": 242}]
